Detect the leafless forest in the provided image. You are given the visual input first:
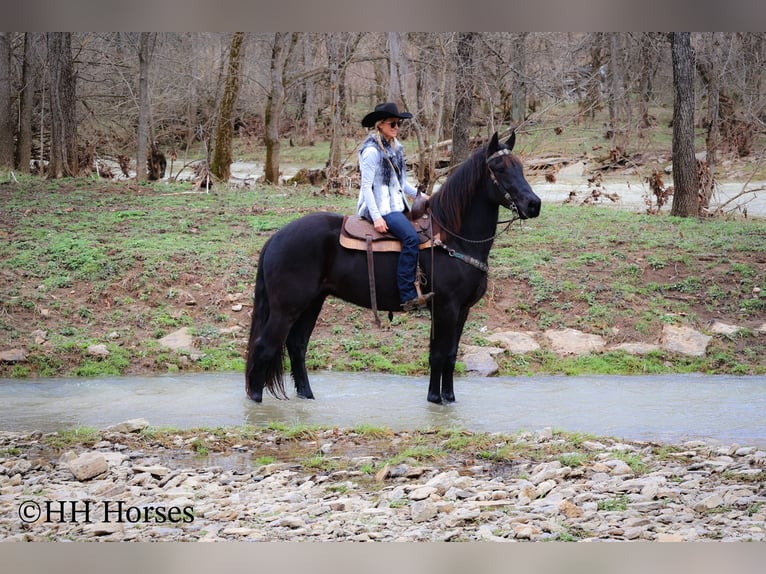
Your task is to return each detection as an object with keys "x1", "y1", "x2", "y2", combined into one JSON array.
[{"x1": 1, "y1": 33, "x2": 764, "y2": 215}]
